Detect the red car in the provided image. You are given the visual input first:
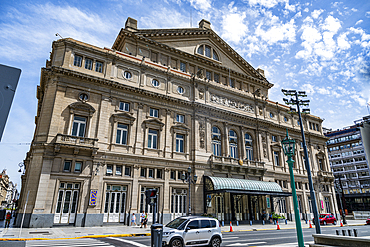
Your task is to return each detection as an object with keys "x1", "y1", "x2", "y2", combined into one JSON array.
[
  {"x1": 313, "y1": 214, "x2": 337, "y2": 225},
  {"x1": 366, "y1": 218, "x2": 370, "y2": 225}
]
